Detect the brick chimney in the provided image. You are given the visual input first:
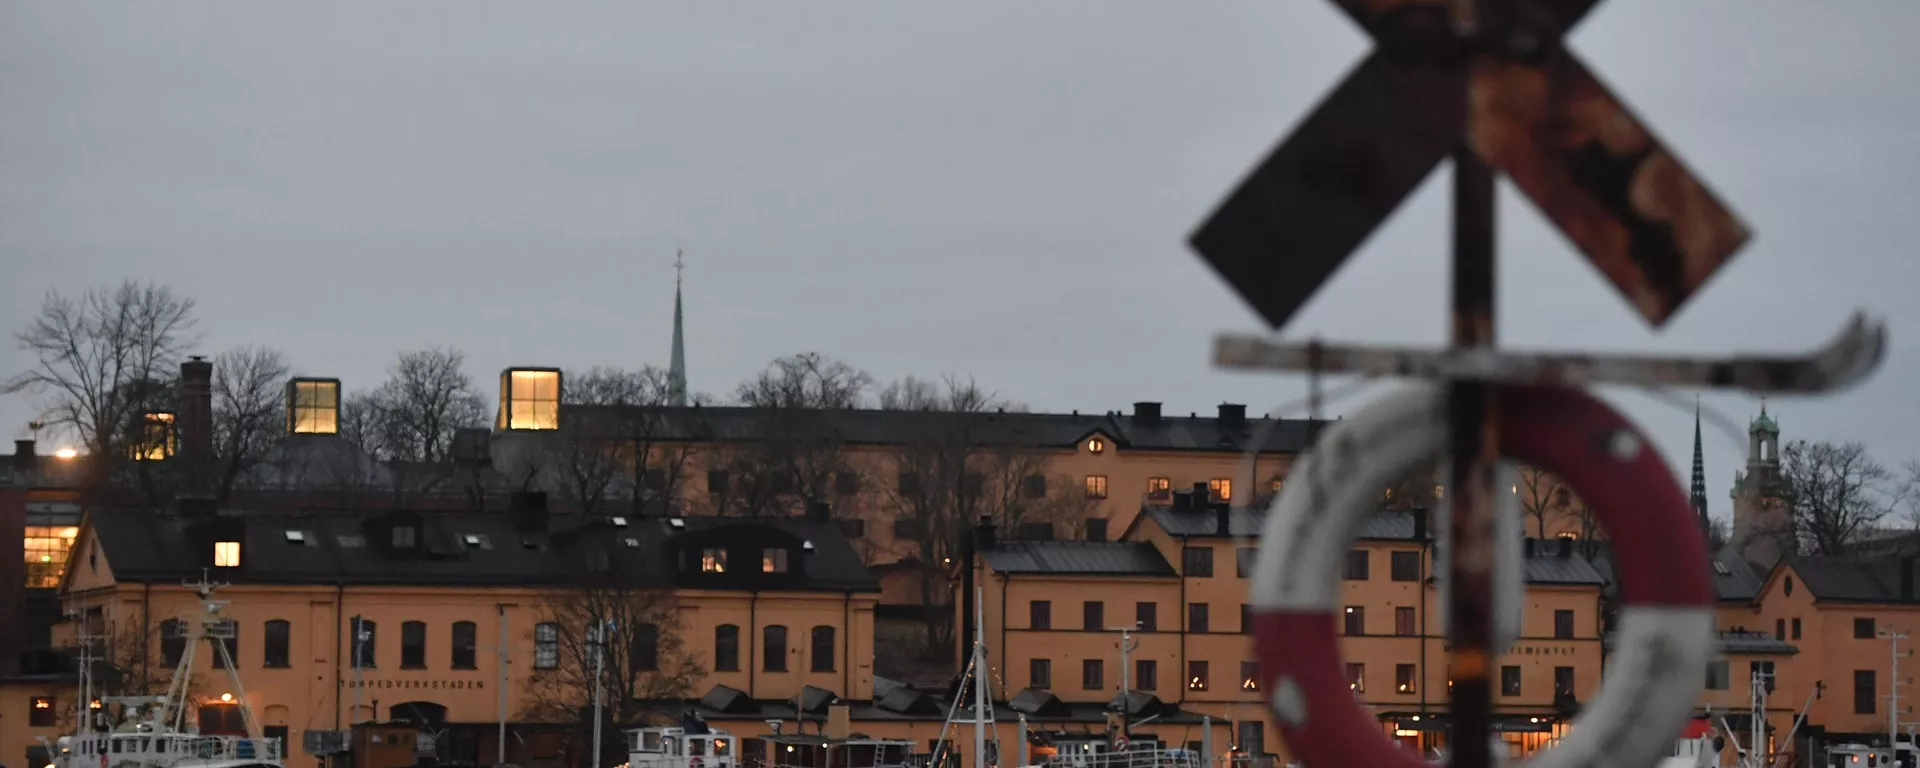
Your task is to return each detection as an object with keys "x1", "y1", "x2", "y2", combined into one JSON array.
[
  {"x1": 11, "y1": 440, "x2": 35, "y2": 481},
  {"x1": 1131, "y1": 402, "x2": 1162, "y2": 428},
  {"x1": 177, "y1": 356, "x2": 215, "y2": 515}
]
